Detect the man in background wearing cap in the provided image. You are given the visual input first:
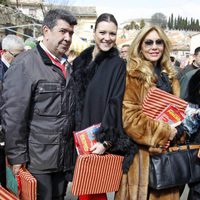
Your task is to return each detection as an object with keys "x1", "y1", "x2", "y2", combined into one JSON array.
[{"x1": 24, "y1": 37, "x2": 37, "y2": 50}]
